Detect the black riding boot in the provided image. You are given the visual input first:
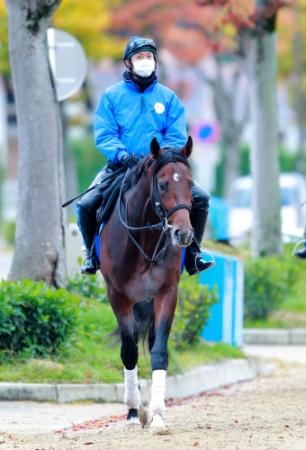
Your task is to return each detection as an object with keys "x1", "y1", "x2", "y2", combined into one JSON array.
[
  {"x1": 185, "y1": 186, "x2": 214, "y2": 276},
  {"x1": 294, "y1": 245, "x2": 306, "y2": 260},
  {"x1": 76, "y1": 204, "x2": 99, "y2": 275}
]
